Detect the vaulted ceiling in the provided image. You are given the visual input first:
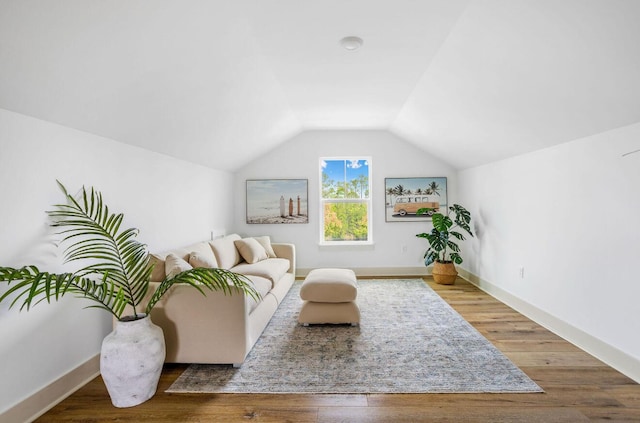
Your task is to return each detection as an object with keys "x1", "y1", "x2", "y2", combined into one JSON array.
[{"x1": 2, "y1": 0, "x2": 640, "y2": 171}]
